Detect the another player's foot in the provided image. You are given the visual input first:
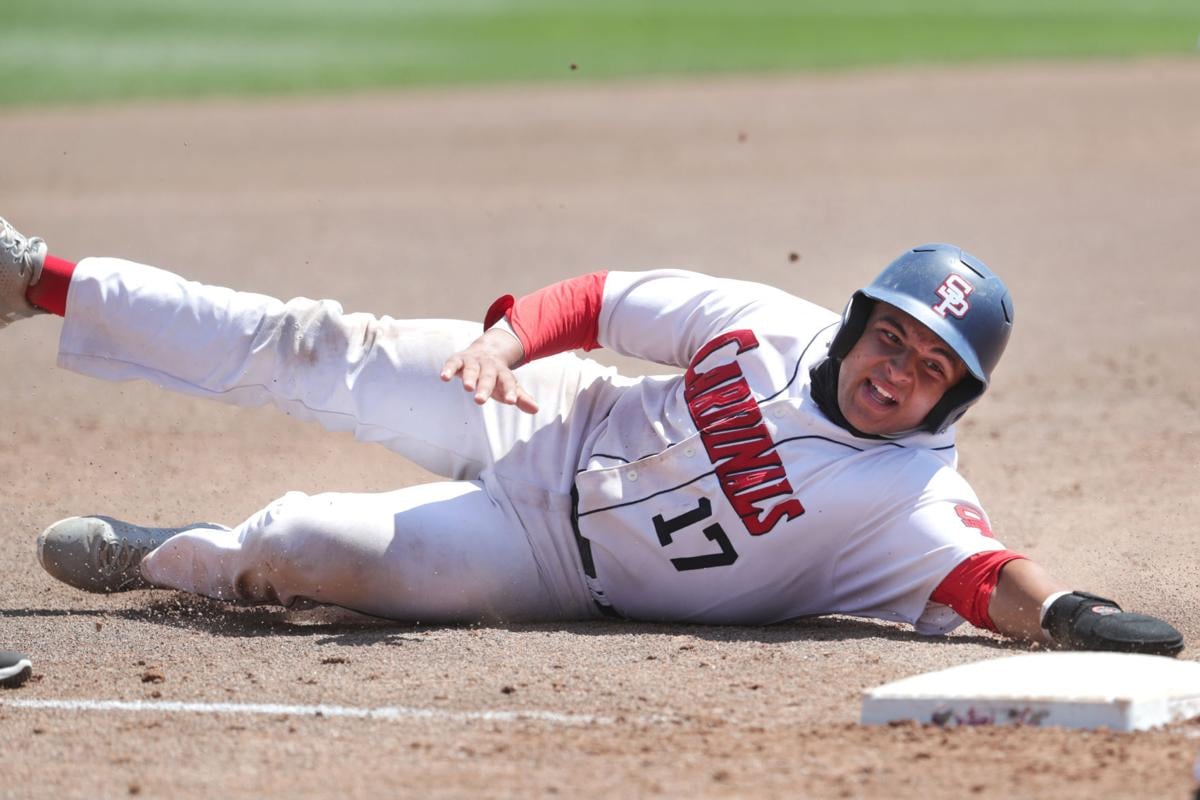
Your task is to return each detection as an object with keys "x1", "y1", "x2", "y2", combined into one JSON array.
[
  {"x1": 0, "y1": 651, "x2": 33, "y2": 688},
  {"x1": 0, "y1": 215, "x2": 48, "y2": 328},
  {"x1": 37, "y1": 515, "x2": 224, "y2": 593}
]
